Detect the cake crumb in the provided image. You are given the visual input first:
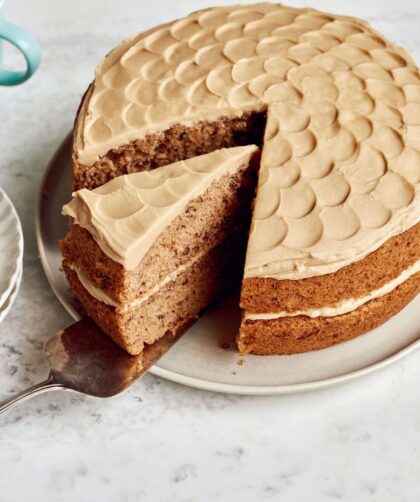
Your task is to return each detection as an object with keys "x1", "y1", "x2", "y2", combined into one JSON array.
[
  {"x1": 237, "y1": 358, "x2": 245, "y2": 366},
  {"x1": 220, "y1": 342, "x2": 230, "y2": 350}
]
